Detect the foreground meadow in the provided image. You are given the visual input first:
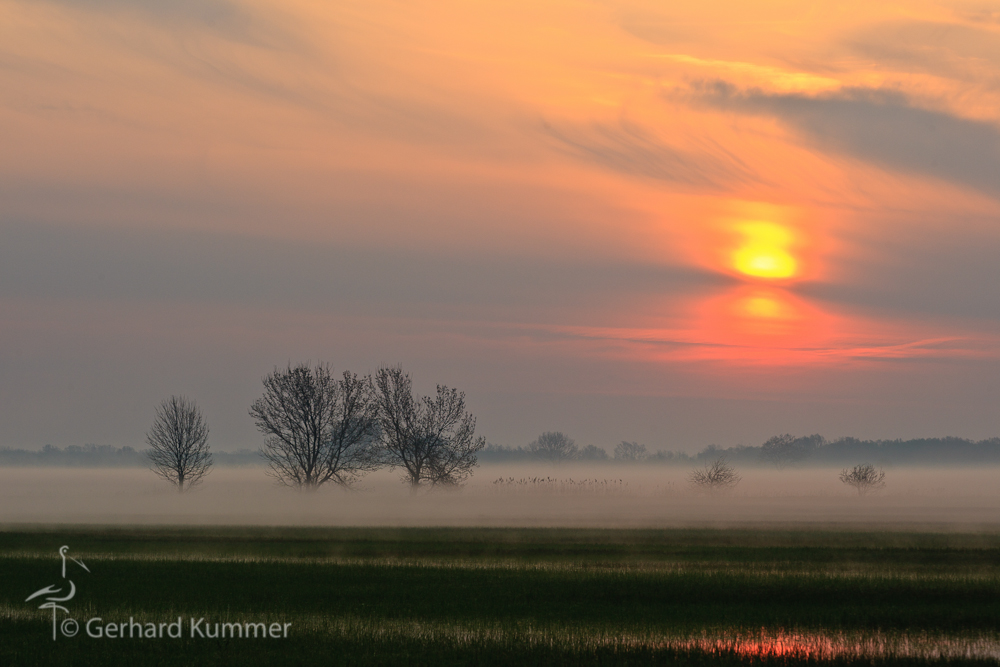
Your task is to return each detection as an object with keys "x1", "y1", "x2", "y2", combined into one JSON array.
[{"x1": 1, "y1": 526, "x2": 999, "y2": 665}]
